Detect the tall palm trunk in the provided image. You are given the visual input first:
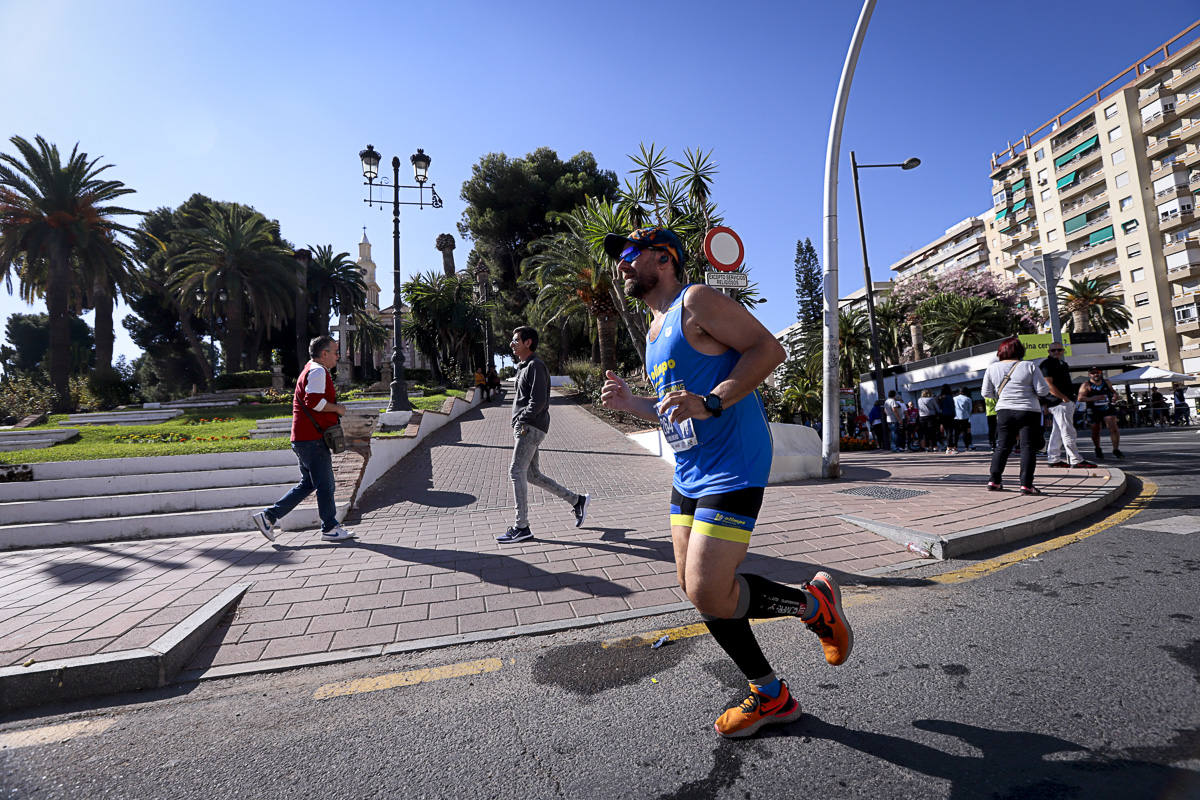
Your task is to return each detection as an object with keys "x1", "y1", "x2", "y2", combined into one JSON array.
[
  {"x1": 597, "y1": 313, "x2": 618, "y2": 374},
  {"x1": 1072, "y1": 308, "x2": 1090, "y2": 333},
  {"x1": 910, "y1": 319, "x2": 925, "y2": 361},
  {"x1": 47, "y1": 246, "x2": 72, "y2": 411},
  {"x1": 223, "y1": 297, "x2": 245, "y2": 374},
  {"x1": 92, "y1": 278, "x2": 114, "y2": 372},
  {"x1": 179, "y1": 313, "x2": 214, "y2": 392}
]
